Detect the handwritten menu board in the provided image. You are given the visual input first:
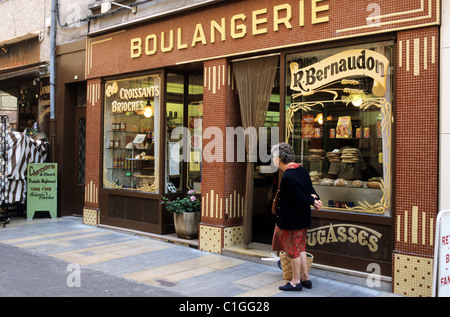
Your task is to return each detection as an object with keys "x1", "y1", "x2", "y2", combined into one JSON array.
[{"x1": 27, "y1": 163, "x2": 57, "y2": 219}]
